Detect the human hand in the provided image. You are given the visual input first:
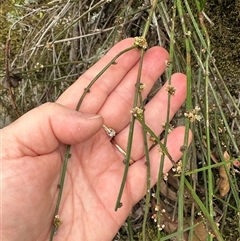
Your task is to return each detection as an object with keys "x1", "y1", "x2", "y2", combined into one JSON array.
[{"x1": 2, "y1": 38, "x2": 191, "y2": 241}]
